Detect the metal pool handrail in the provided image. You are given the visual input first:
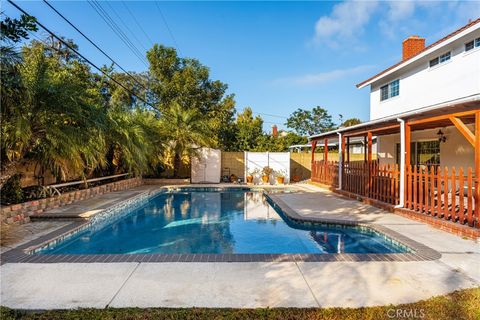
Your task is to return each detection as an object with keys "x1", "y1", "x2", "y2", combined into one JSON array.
[{"x1": 41, "y1": 173, "x2": 131, "y2": 196}]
